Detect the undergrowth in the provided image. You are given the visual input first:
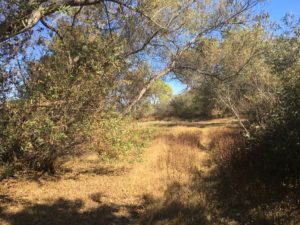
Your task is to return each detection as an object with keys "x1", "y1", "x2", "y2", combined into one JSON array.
[
  {"x1": 209, "y1": 129, "x2": 300, "y2": 225},
  {"x1": 87, "y1": 115, "x2": 157, "y2": 163}
]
